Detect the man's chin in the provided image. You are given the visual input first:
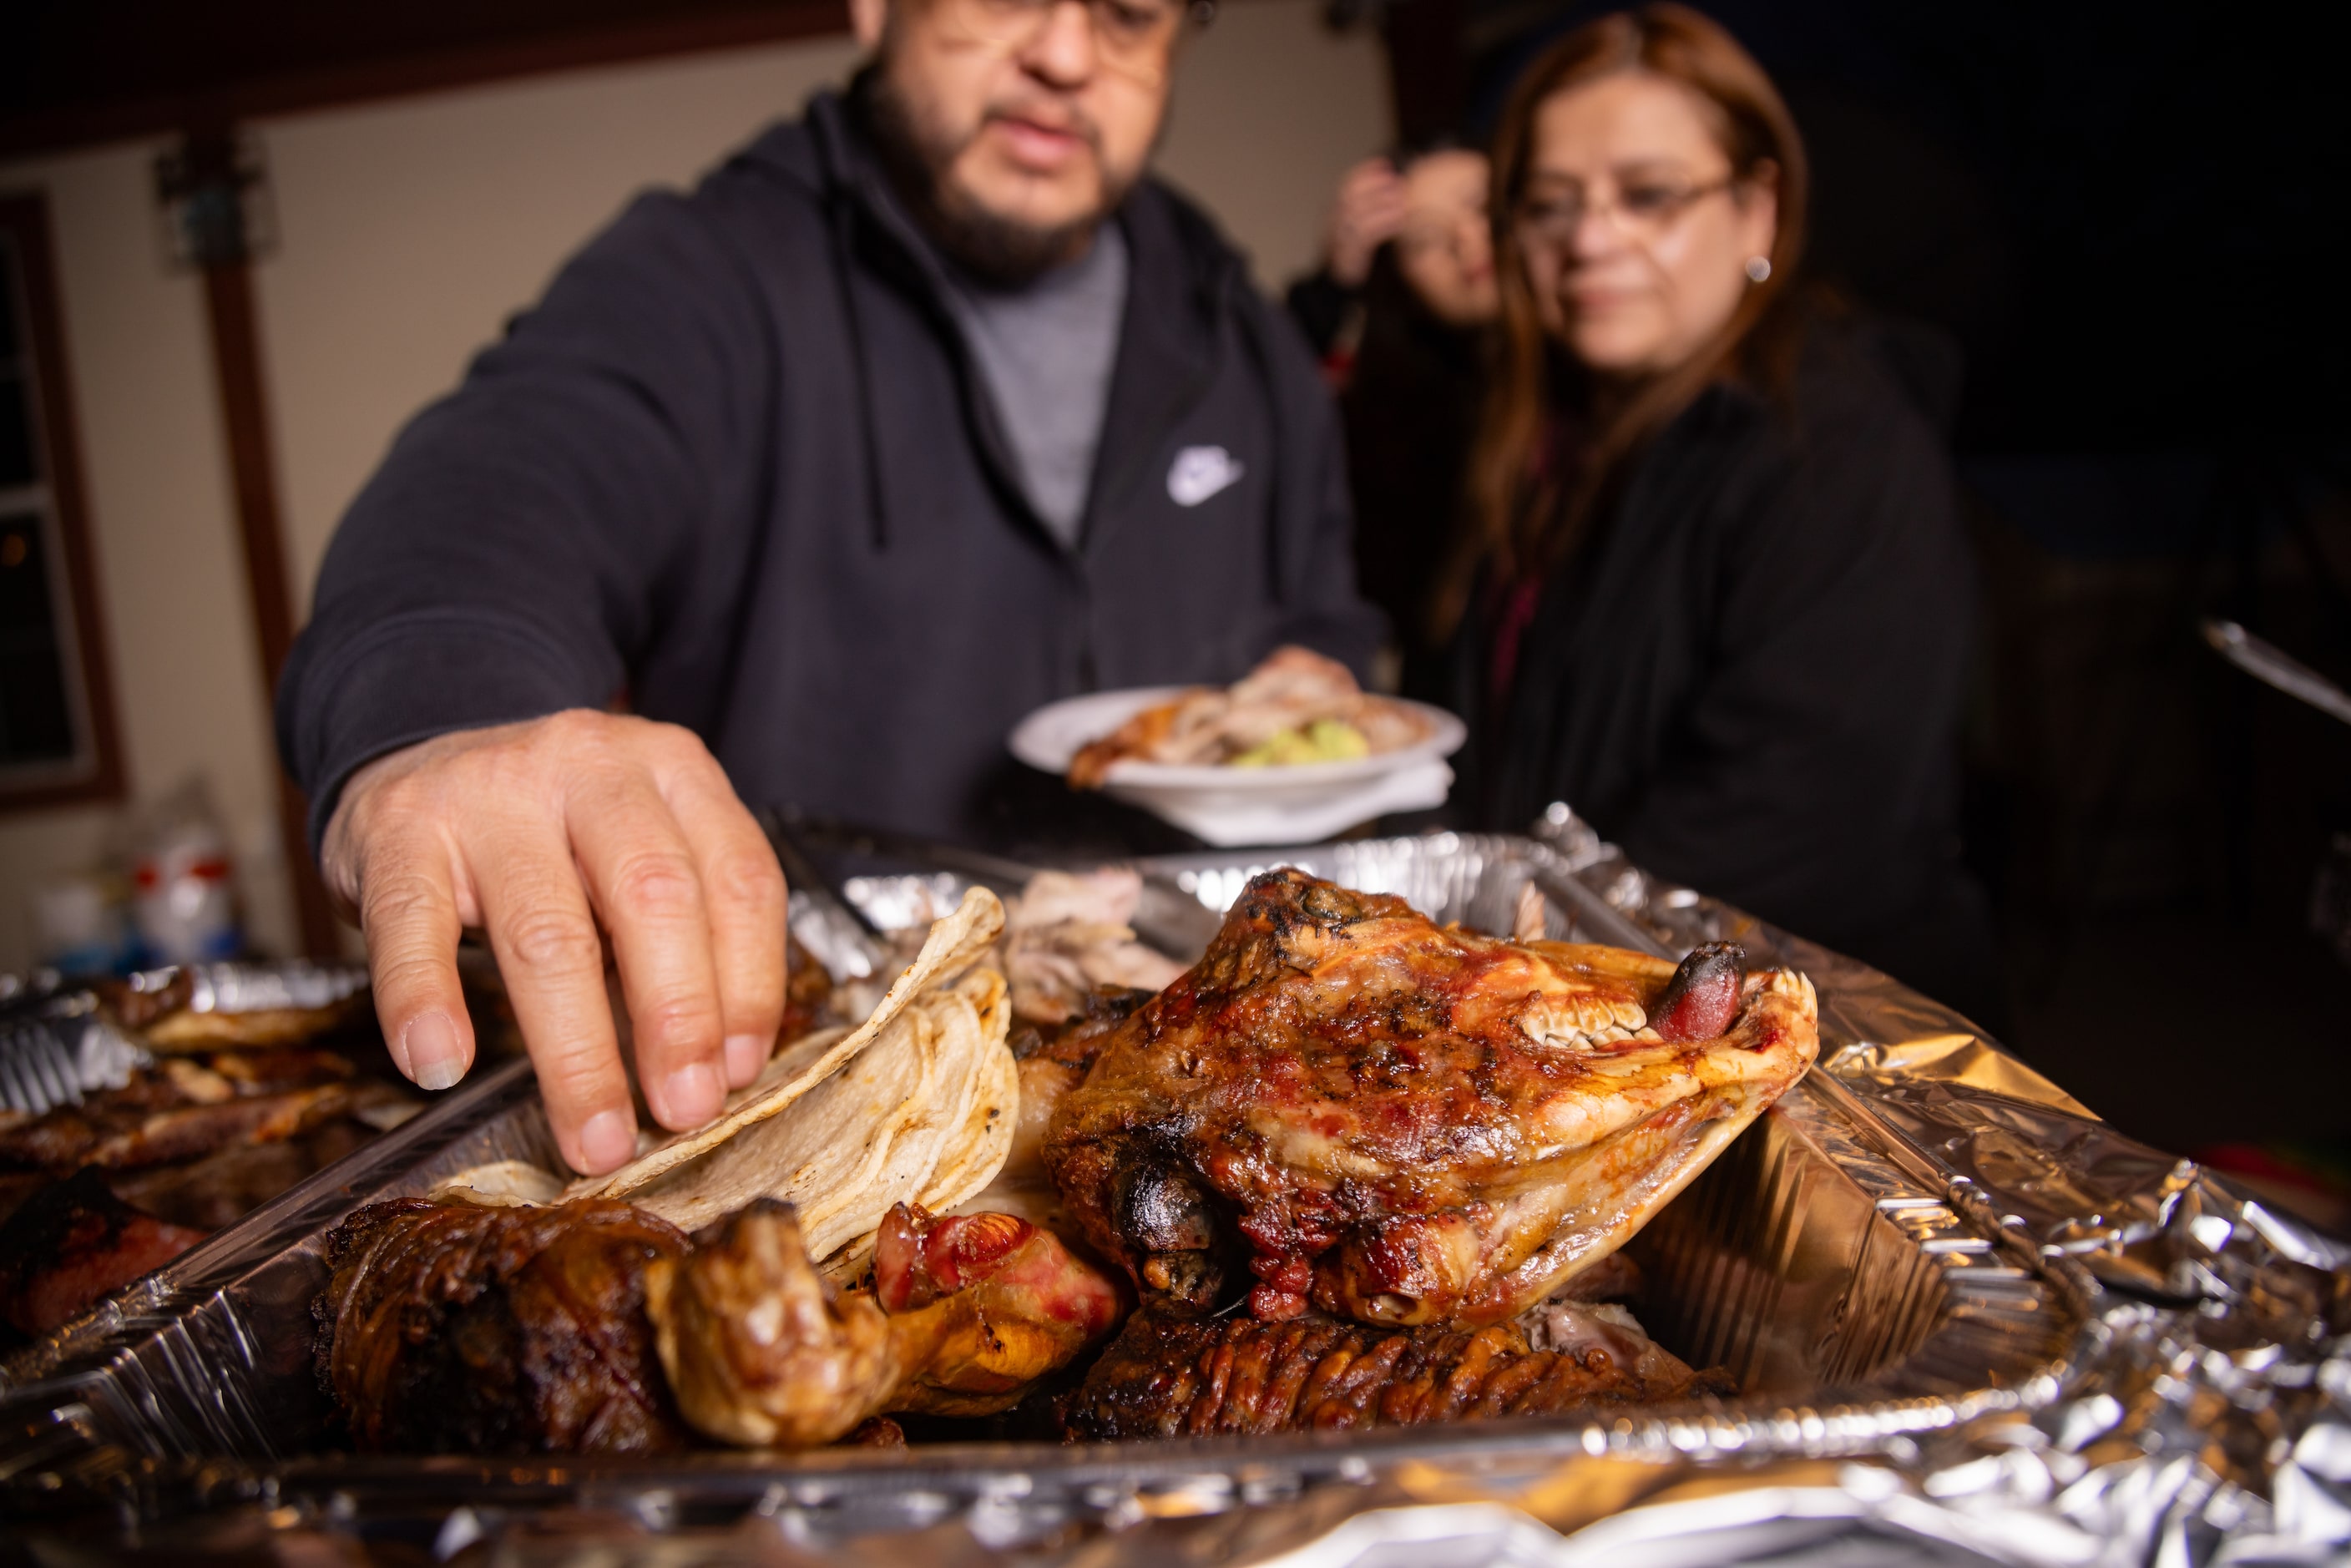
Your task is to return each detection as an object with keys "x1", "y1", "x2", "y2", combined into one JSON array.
[{"x1": 933, "y1": 176, "x2": 1110, "y2": 285}]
